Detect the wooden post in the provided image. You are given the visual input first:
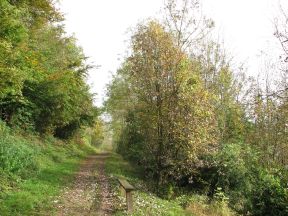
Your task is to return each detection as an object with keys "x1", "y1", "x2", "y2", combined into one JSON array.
[
  {"x1": 118, "y1": 178, "x2": 135, "y2": 213},
  {"x1": 126, "y1": 190, "x2": 133, "y2": 212}
]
